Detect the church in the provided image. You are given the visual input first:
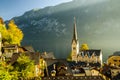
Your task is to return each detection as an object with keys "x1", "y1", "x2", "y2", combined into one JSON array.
[{"x1": 71, "y1": 18, "x2": 103, "y2": 67}]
